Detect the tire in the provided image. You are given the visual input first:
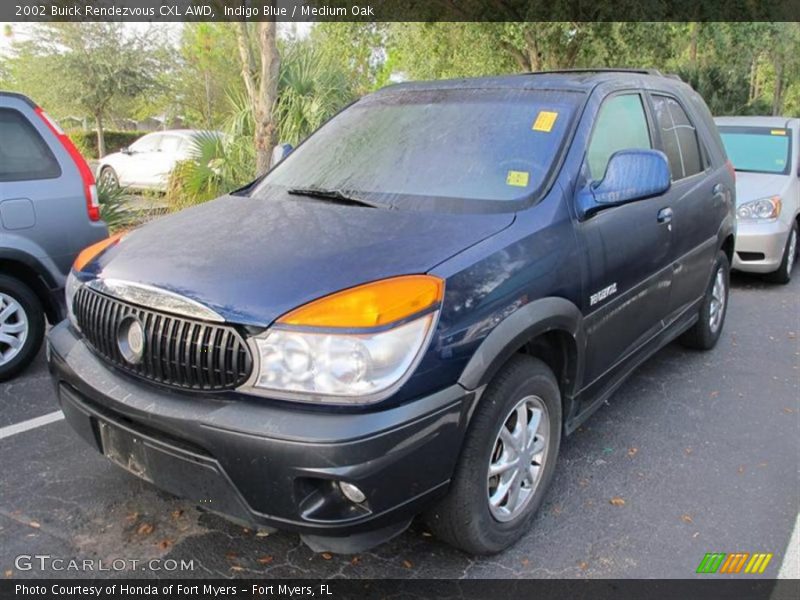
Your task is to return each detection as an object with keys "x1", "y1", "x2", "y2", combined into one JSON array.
[
  {"x1": 0, "y1": 275, "x2": 45, "y2": 381},
  {"x1": 99, "y1": 166, "x2": 119, "y2": 189},
  {"x1": 425, "y1": 355, "x2": 562, "y2": 554},
  {"x1": 679, "y1": 251, "x2": 730, "y2": 351},
  {"x1": 765, "y1": 222, "x2": 797, "y2": 285}
]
